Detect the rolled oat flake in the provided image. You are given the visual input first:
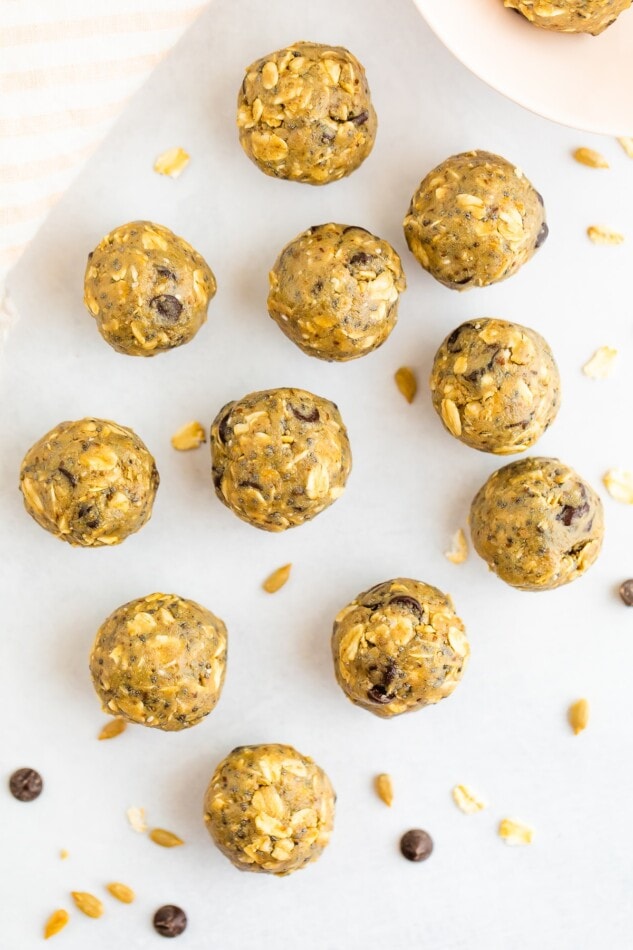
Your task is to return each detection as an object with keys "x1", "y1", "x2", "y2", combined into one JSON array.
[
  {"x1": 153, "y1": 905, "x2": 187, "y2": 938},
  {"x1": 400, "y1": 828, "x2": 433, "y2": 862},
  {"x1": 9, "y1": 767, "x2": 43, "y2": 802},
  {"x1": 619, "y1": 579, "x2": 633, "y2": 606}
]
